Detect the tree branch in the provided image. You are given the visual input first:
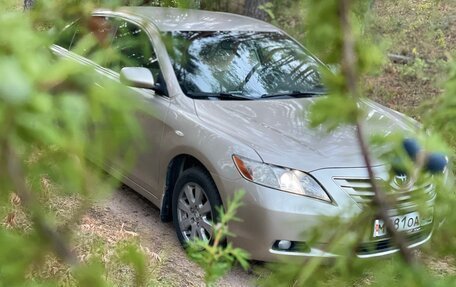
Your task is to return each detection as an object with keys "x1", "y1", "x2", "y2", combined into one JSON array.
[{"x1": 339, "y1": 0, "x2": 415, "y2": 264}]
